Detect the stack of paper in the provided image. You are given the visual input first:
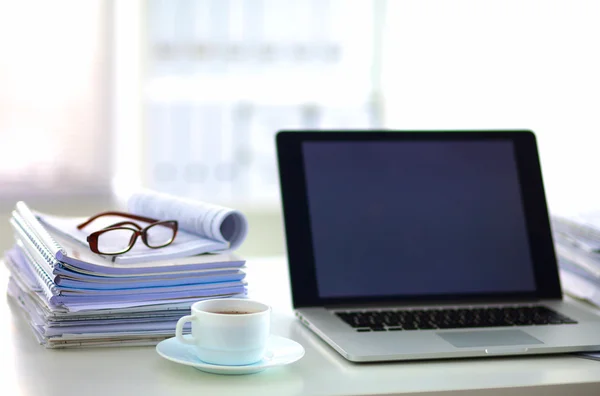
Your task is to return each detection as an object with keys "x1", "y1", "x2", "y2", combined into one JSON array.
[
  {"x1": 552, "y1": 214, "x2": 600, "y2": 308},
  {"x1": 3, "y1": 191, "x2": 249, "y2": 348}
]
